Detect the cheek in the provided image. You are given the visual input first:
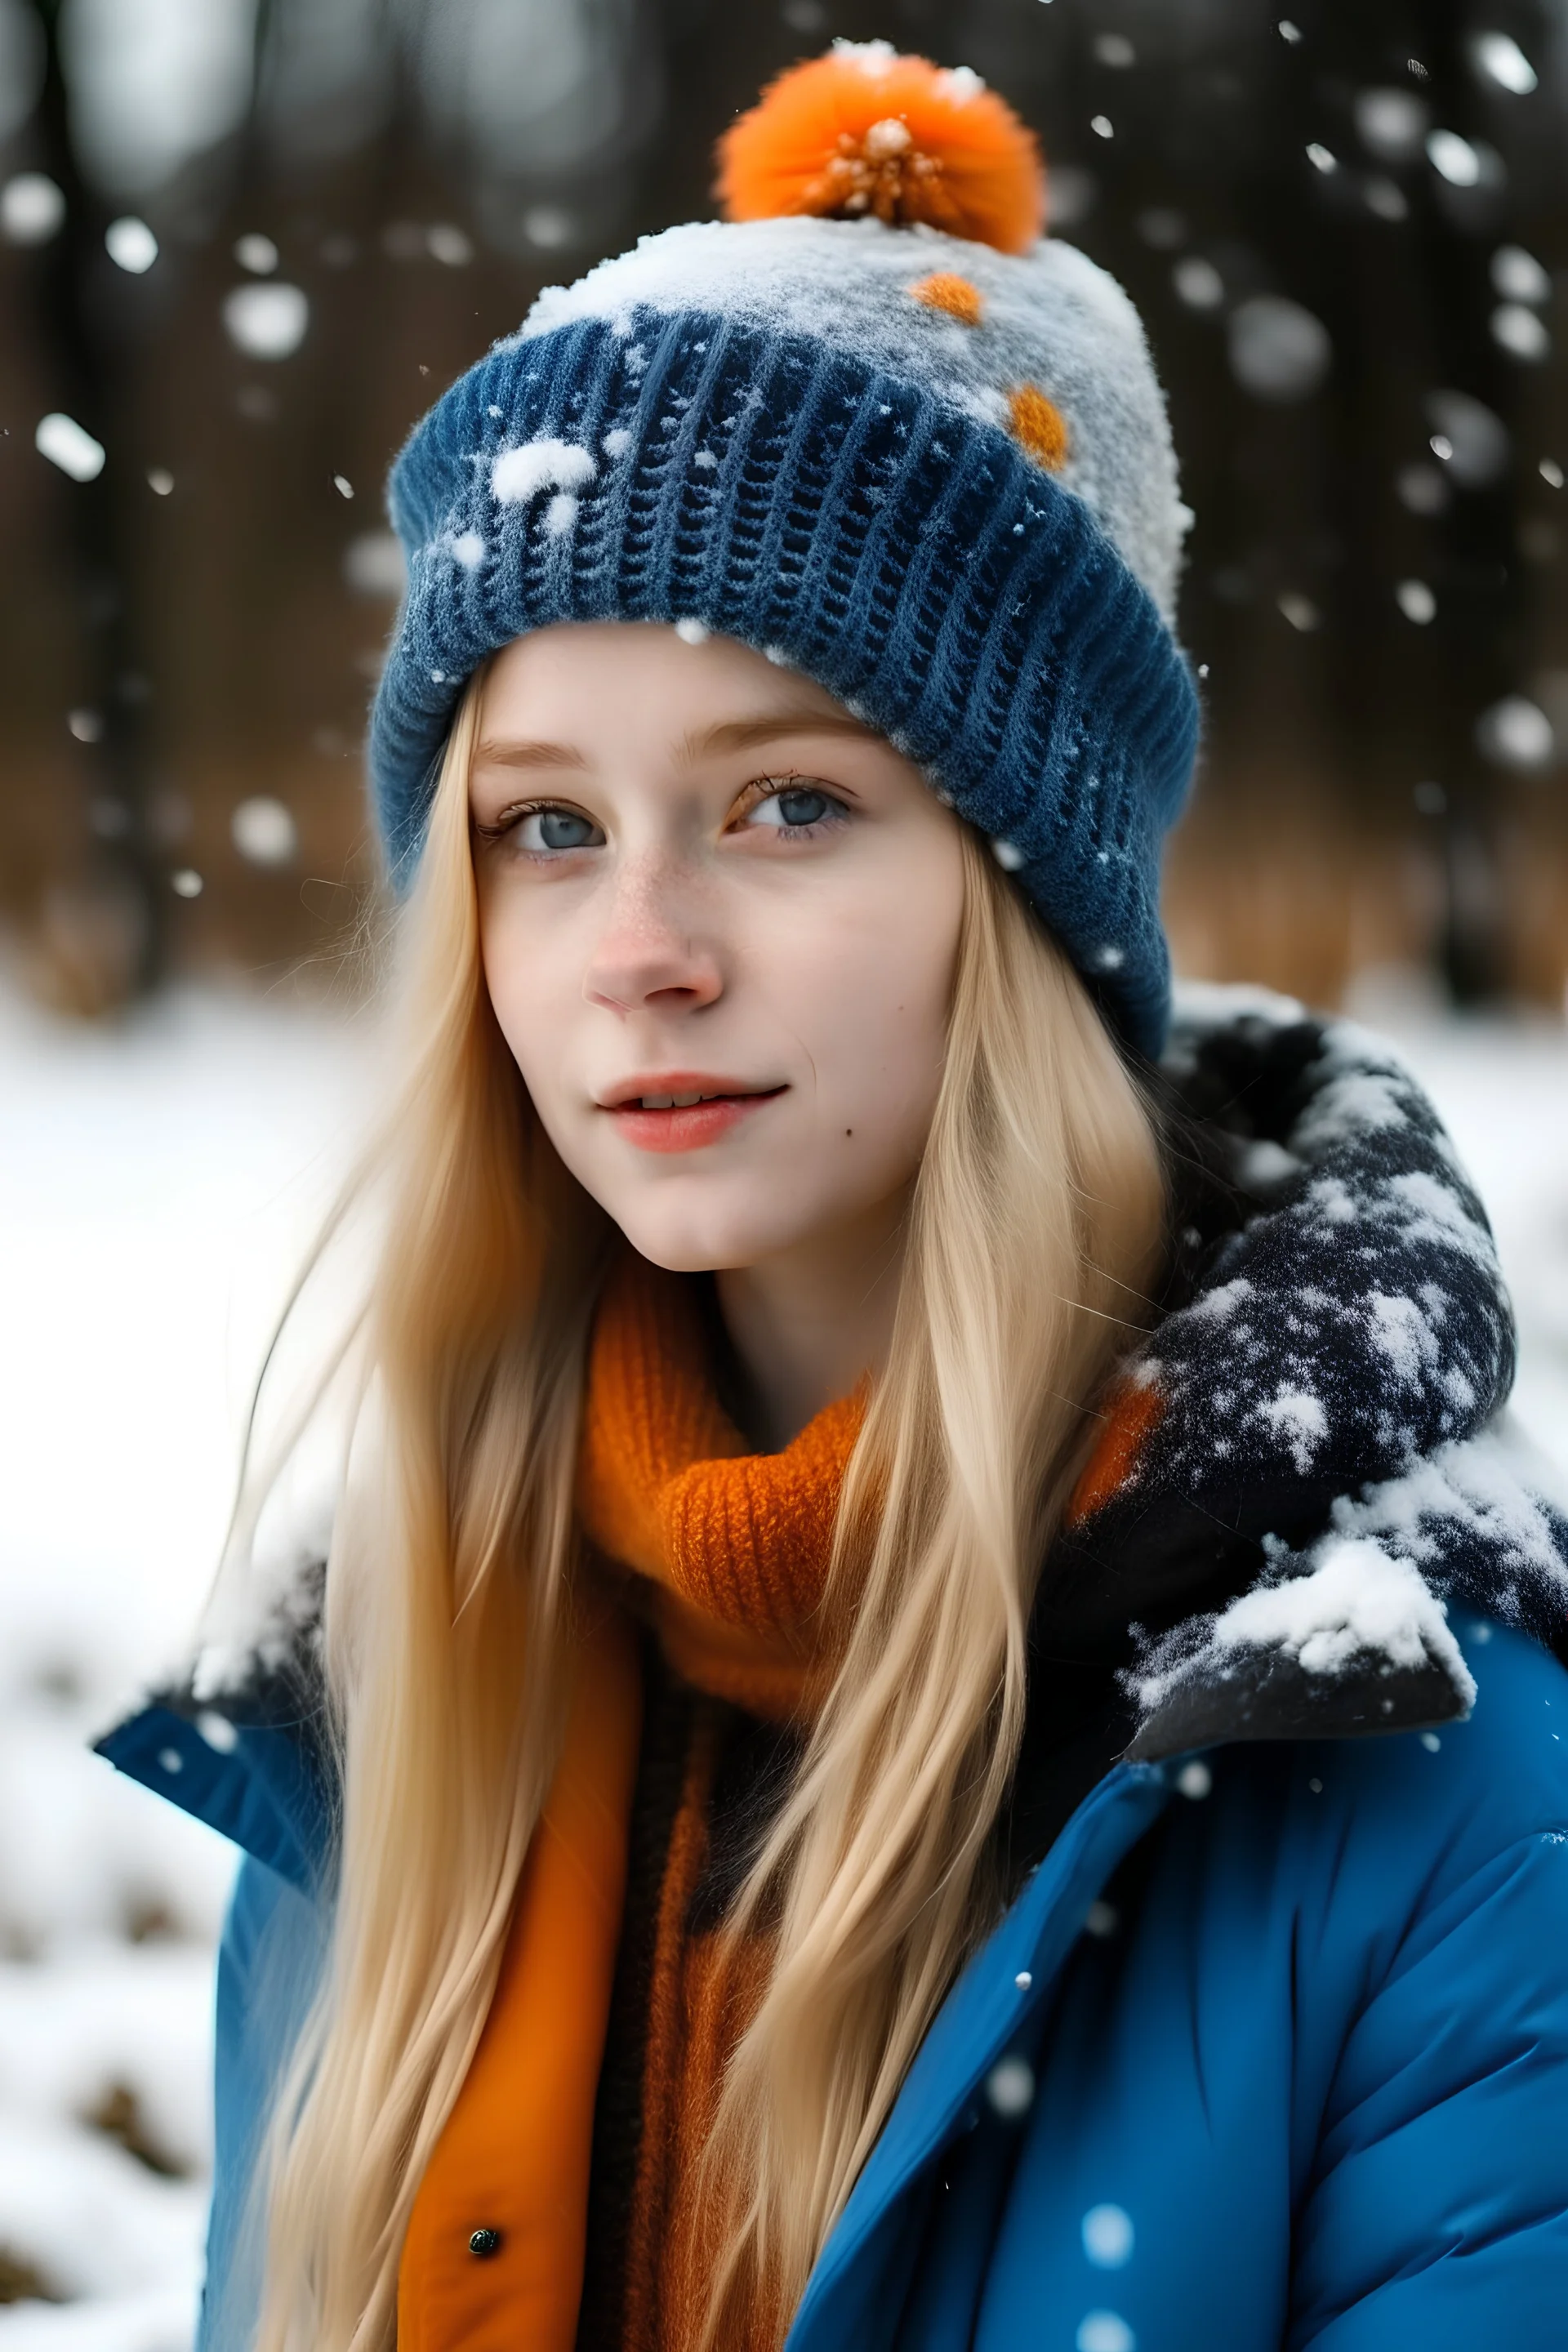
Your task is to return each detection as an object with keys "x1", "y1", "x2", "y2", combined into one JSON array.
[
  {"x1": 773, "y1": 850, "x2": 963, "y2": 1158},
  {"x1": 478, "y1": 893, "x2": 568, "y2": 1103}
]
